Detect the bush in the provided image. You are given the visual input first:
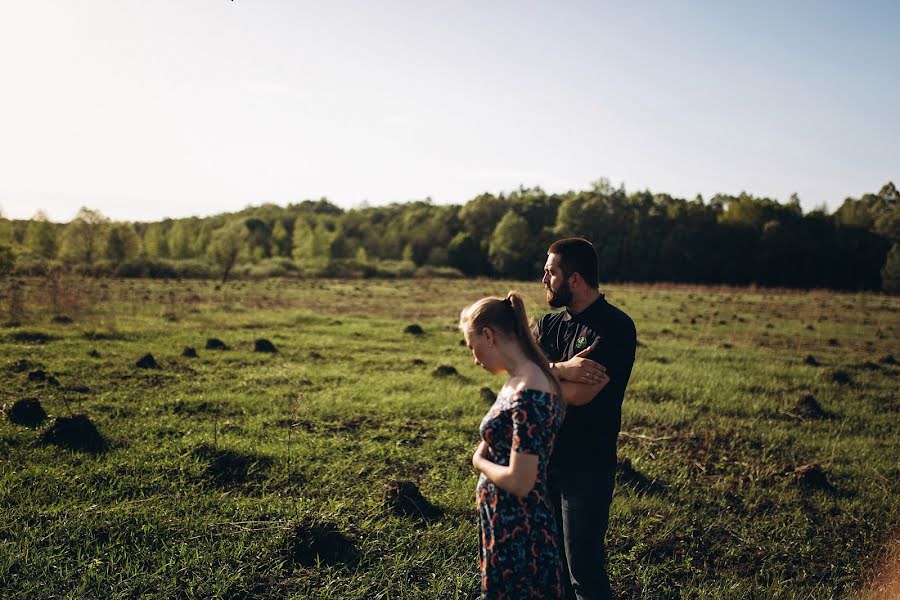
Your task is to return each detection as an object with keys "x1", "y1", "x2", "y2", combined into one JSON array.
[
  {"x1": 11, "y1": 254, "x2": 61, "y2": 276},
  {"x1": 115, "y1": 257, "x2": 178, "y2": 279},
  {"x1": 320, "y1": 259, "x2": 378, "y2": 279},
  {"x1": 73, "y1": 260, "x2": 115, "y2": 277},
  {"x1": 414, "y1": 265, "x2": 464, "y2": 279},
  {"x1": 237, "y1": 258, "x2": 299, "y2": 279},
  {"x1": 0, "y1": 245, "x2": 13, "y2": 276},
  {"x1": 370, "y1": 260, "x2": 417, "y2": 278},
  {"x1": 173, "y1": 259, "x2": 214, "y2": 279}
]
